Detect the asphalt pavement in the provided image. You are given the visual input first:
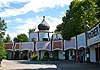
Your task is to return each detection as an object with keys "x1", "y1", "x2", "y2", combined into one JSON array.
[{"x1": 0, "y1": 60, "x2": 100, "y2": 70}]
